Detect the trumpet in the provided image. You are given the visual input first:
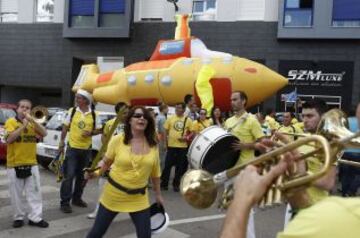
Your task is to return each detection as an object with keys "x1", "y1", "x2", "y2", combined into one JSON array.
[
  {"x1": 180, "y1": 135, "x2": 331, "y2": 209},
  {"x1": 29, "y1": 105, "x2": 48, "y2": 124}
]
